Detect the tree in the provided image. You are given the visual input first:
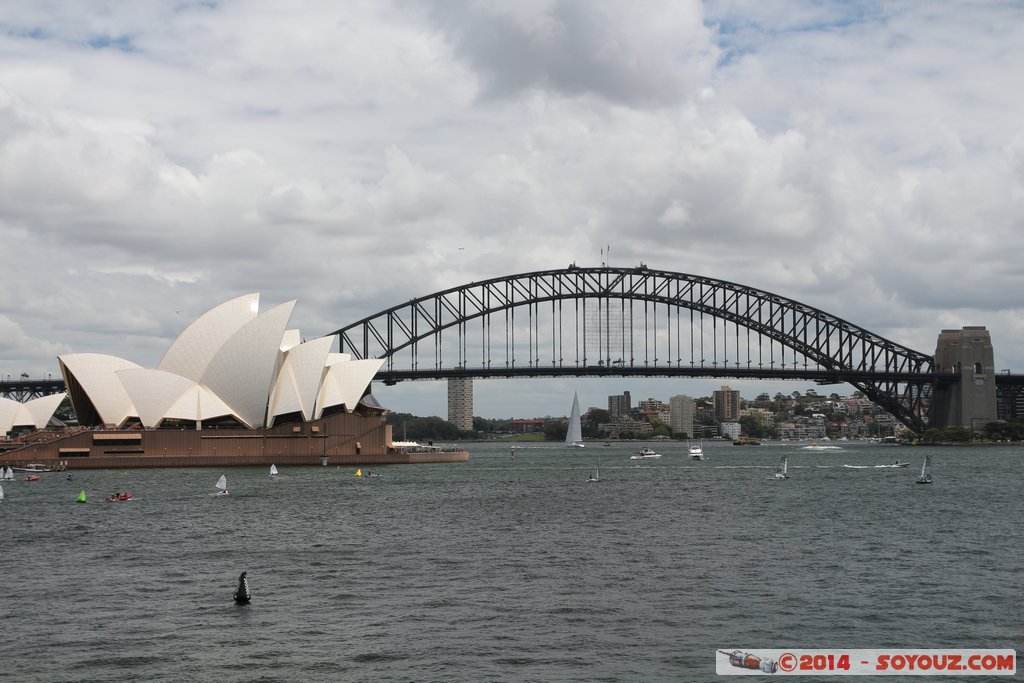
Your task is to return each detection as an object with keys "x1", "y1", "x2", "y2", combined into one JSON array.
[
  {"x1": 648, "y1": 417, "x2": 670, "y2": 437},
  {"x1": 740, "y1": 414, "x2": 777, "y2": 439},
  {"x1": 544, "y1": 420, "x2": 567, "y2": 441}
]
